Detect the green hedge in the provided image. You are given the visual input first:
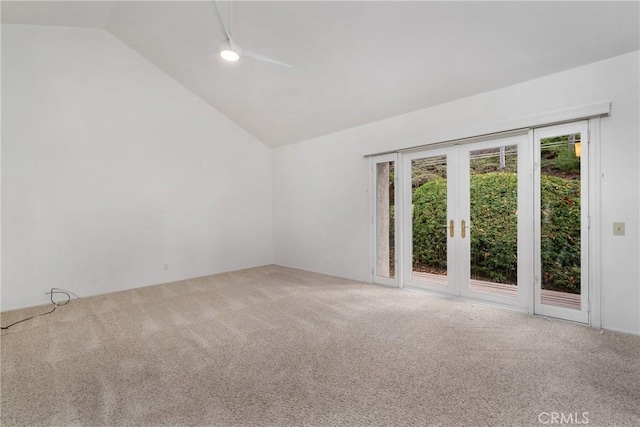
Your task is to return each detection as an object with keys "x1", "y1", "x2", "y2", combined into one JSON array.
[
  {"x1": 412, "y1": 178, "x2": 448, "y2": 273},
  {"x1": 539, "y1": 175, "x2": 581, "y2": 293},
  {"x1": 412, "y1": 172, "x2": 581, "y2": 293}
]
